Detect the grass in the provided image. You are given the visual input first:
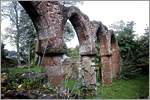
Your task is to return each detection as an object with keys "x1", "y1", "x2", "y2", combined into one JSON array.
[
  {"x1": 64, "y1": 75, "x2": 149, "y2": 99},
  {"x1": 2, "y1": 65, "x2": 43, "y2": 78},
  {"x1": 63, "y1": 79, "x2": 78, "y2": 93}
]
